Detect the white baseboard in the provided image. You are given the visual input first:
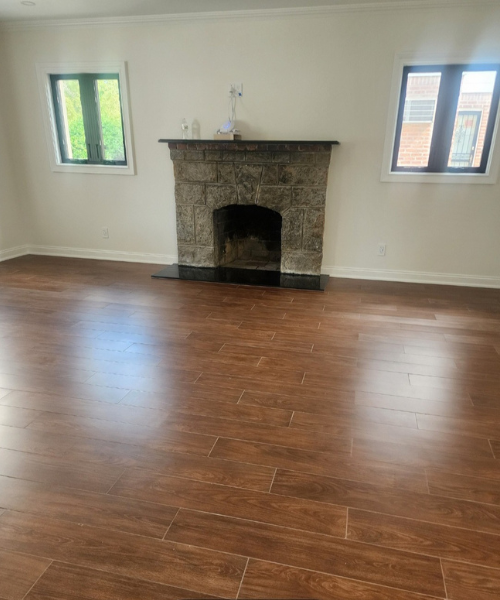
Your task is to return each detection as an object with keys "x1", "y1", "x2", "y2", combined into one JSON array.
[
  {"x1": 28, "y1": 245, "x2": 176, "y2": 265},
  {"x1": 0, "y1": 244, "x2": 30, "y2": 262},
  {"x1": 322, "y1": 265, "x2": 500, "y2": 289},
  {"x1": 2, "y1": 245, "x2": 499, "y2": 288}
]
